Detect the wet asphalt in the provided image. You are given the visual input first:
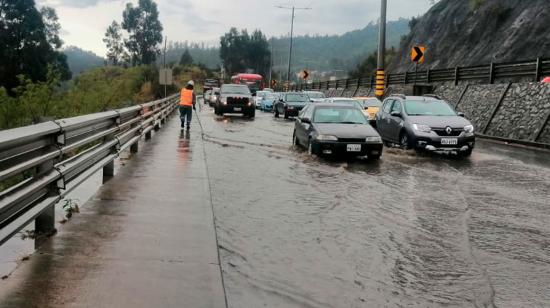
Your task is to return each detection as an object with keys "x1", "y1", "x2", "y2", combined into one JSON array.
[
  {"x1": 1, "y1": 103, "x2": 549, "y2": 308},
  {"x1": 198, "y1": 104, "x2": 550, "y2": 307}
]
